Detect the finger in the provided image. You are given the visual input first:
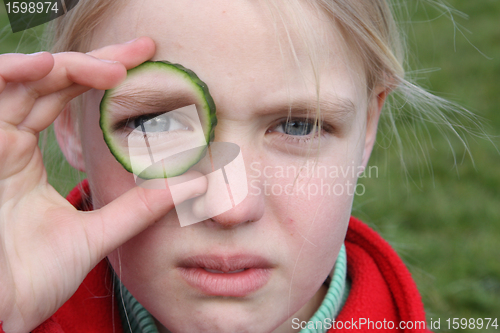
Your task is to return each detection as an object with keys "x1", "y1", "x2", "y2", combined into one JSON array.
[
  {"x1": 0, "y1": 52, "x2": 54, "y2": 92},
  {"x1": 87, "y1": 36, "x2": 156, "y2": 69},
  {"x1": 0, "y1": 53, "x2": 55, "y2": 125},
  {"x1": 16, "y1": 38, "x2": 156, "y2": 132},
  {"x1": 84, "y1": 171, "x2": 207, "y2": 260},
  {"x1": 13, "y1": 84, "x2": 81, "y2": 133},
  {"x1": 0, "y1": 56, "x2": 124, "y2": 130},
  {"x1": 24, "y1": 36, "x2": 155, "y2": 98},
  {"x1": 24, "y1": 52, "x2": 127, "y2": 99},
  {"x1": 18, "y1": 59, "x2": 126, "y2": 133}
]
